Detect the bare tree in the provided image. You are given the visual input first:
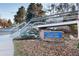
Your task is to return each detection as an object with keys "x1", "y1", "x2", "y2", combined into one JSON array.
[
  {"x1": 63, "y1": 3, "x2": 69, "y2": 12},
  {"x1": 76, "y1": 3, "x2": 79, "y2": 10}
]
